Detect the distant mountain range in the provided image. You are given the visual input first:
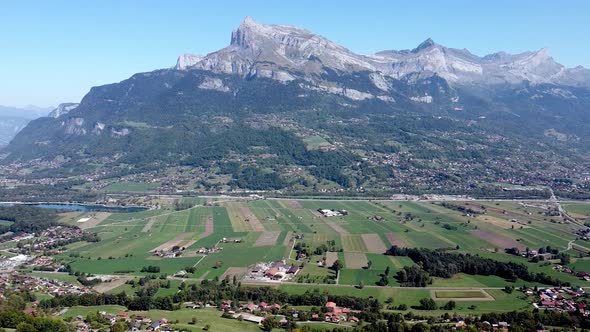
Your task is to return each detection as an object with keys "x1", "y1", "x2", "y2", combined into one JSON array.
[
  {"x1": 3, "y1": 17, "x2": 590, "y2": 196},
  {"x1": 0, "y1": 105, "x2": 54, "y2": 145}
]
